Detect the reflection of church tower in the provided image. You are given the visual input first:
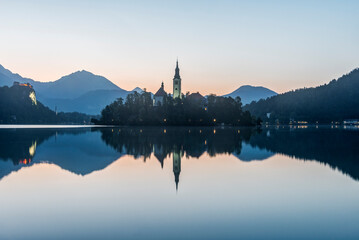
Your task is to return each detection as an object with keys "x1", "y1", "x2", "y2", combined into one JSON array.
[
  {"x1": 173, "y1": 59, "x2": 182, "y2": 99},
  {"x1": 173, "y1": 149, "x2": 181, "y2": 191}
]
